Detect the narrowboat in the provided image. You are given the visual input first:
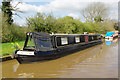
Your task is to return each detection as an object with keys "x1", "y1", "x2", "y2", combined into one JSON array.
[
  {"x1": 105, "y1": 31, "x2": 118, "y2": 39},
  {"x1": 12, "y1": 32, "x2": 103, "y2": 63}
]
